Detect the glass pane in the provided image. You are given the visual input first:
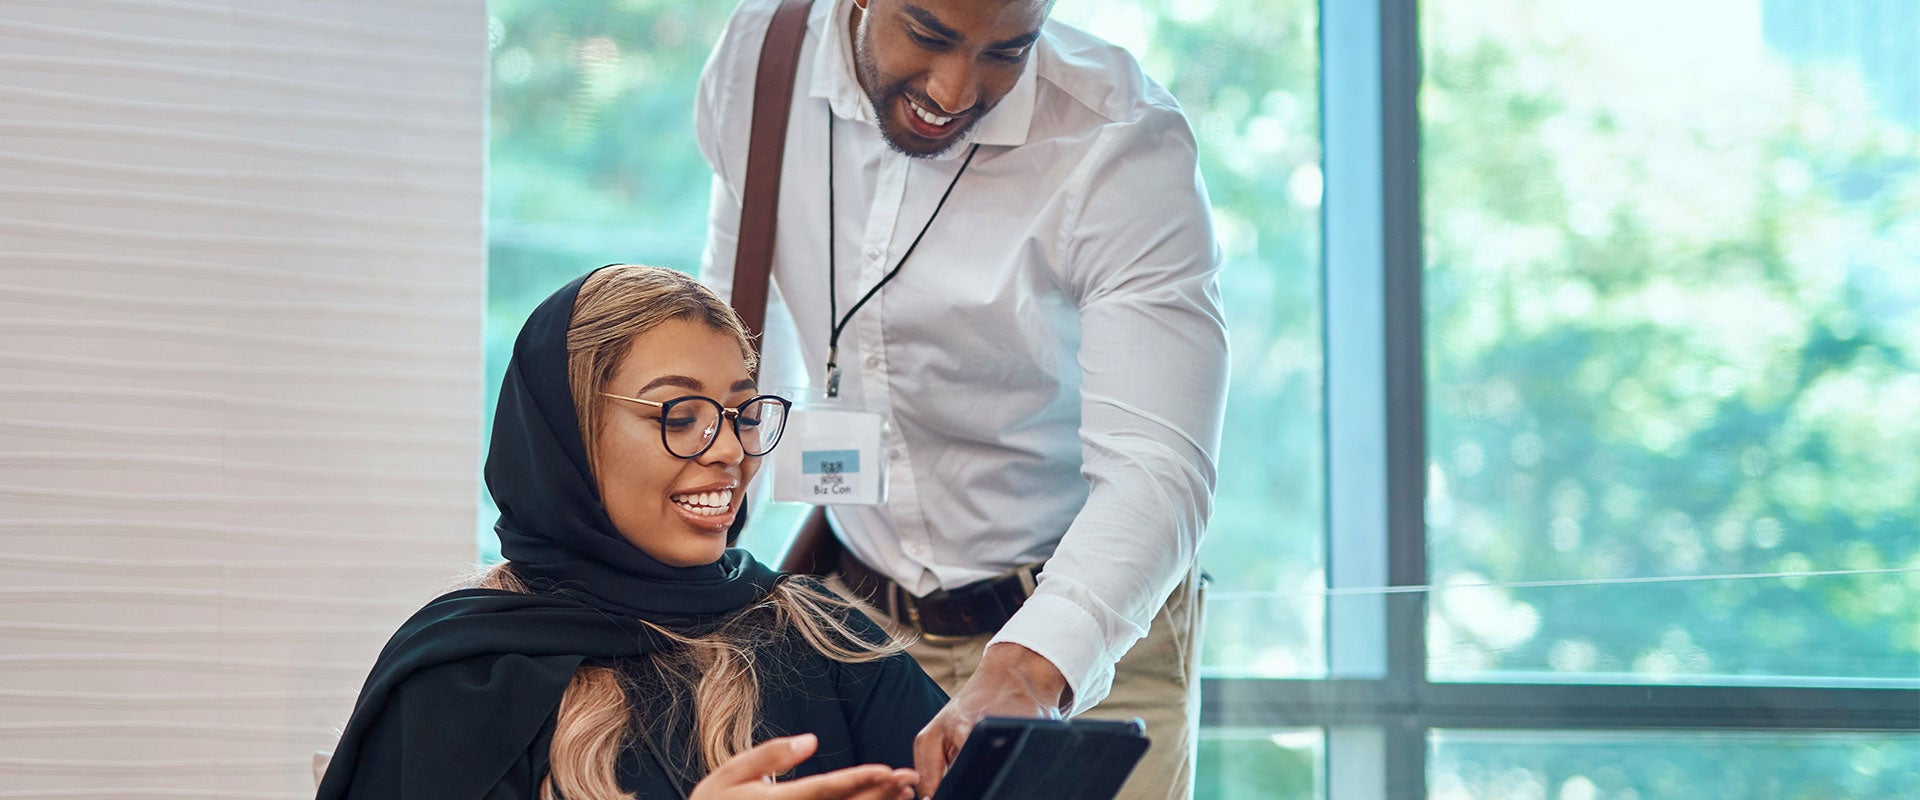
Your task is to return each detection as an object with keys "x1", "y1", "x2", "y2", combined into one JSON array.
[
  {"x1": 1427, "y1": 572, "x2": 1920, "y2": 685},
  {"x1": 1054, "y1": 0, "x2": 1326, "y2": 680},
  {"x1": 1431, "y1": 729, "x2": 1920, "y2": 799},
  {"x1": 1422, "y1": 0, "x2": 1920, "y2": 682},
  {"x1": 1197, "y1": 728, "x2": 1323, "y2": 800}
]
